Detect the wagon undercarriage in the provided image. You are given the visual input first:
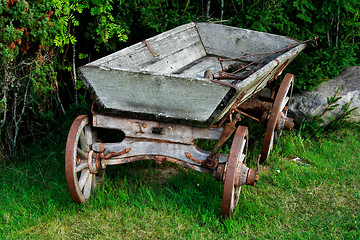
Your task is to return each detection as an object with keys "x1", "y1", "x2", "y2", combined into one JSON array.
[{"x1": 66, "y1": 72, "x2": 296, "y2": 218}]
